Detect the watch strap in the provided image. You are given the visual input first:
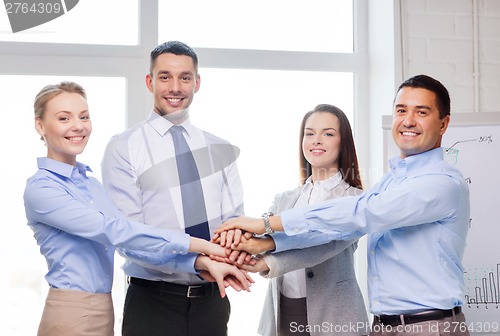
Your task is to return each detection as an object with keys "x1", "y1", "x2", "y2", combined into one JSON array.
[{"x1": 261, "y1": 212, "x2": 274, "y2": 234}]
